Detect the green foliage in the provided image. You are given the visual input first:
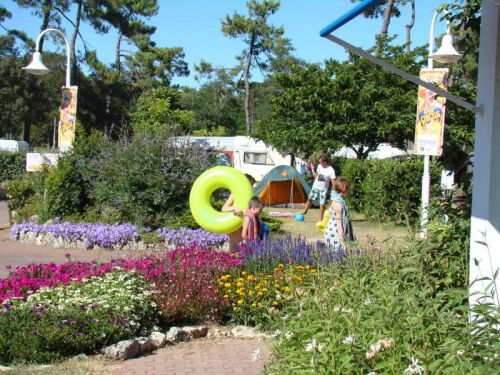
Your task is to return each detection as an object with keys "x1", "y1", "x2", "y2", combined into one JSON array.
[
  {"x1": 0, "y1": 151, "x2": 25, "y2": 182},
  {"x1": 131, "y1": 87, "x2": 195, "y2": 135},
  {"x1": 261, "y1": 201, "x2": 498, "y2": 374},
  {"x1": 334, "y1": 157, "x2": 441, "y2": 224},
  {"x1": 258, "y1": 44, "x2": 426, "y2": 157},
  {"x1": 5, "y1": 172, "x2": 44, "y2": 222},
  {"x1": 0, "y1": 271, "x2": 158, "y2": 365},
  {"x1": 85, "y1": 132, "x2": 215, "y2": 228}
]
